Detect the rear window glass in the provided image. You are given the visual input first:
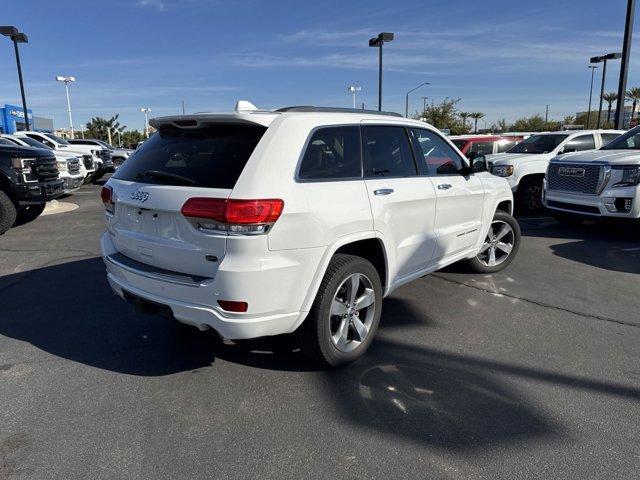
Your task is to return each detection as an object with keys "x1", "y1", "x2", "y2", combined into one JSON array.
[
  {"x1": 113, "y1": 124, "x2": 266, "y2": 188},
  {"x1": 298, "y1": 126, "x2": 361, "y2": 180}
]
